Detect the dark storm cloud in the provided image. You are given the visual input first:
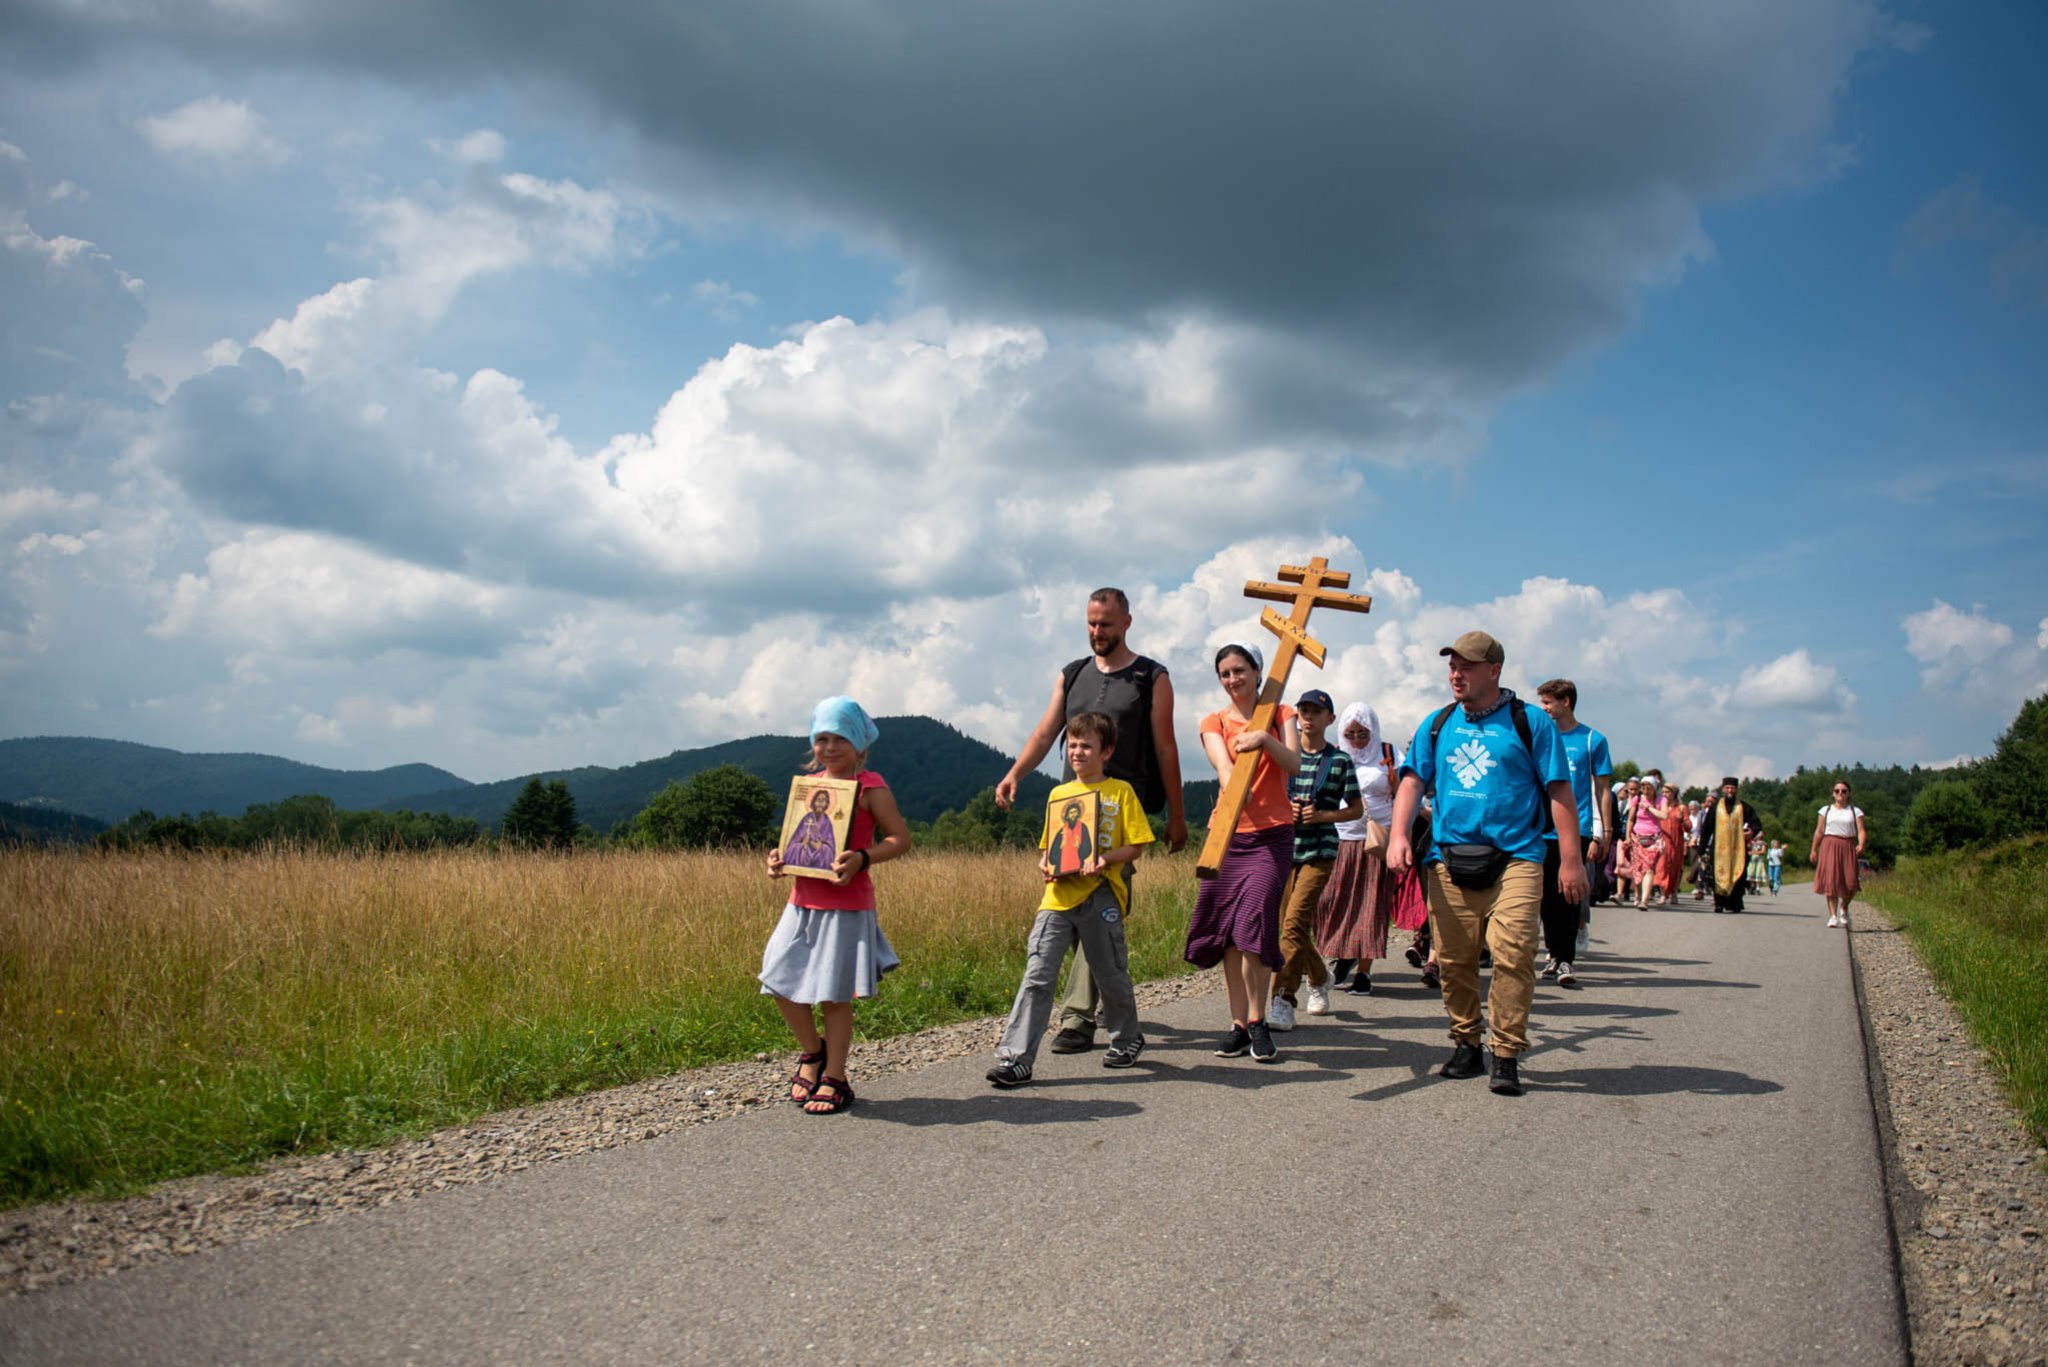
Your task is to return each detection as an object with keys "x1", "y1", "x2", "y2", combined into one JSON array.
[{"x1": 10, "y1": 1, "x2": 1896, "y2": 401}]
